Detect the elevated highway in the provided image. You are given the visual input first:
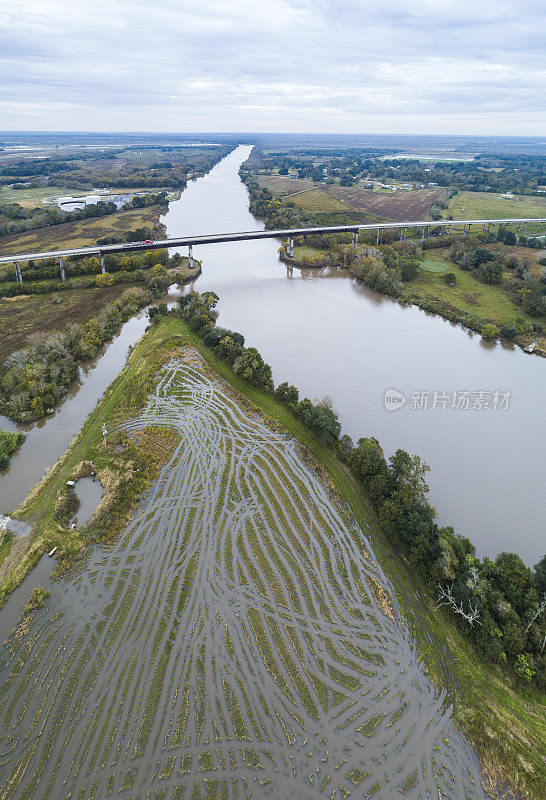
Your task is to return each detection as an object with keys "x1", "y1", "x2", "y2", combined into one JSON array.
[{"x1": 1, "y1": 217, "x2": 545, "y2": 284}]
